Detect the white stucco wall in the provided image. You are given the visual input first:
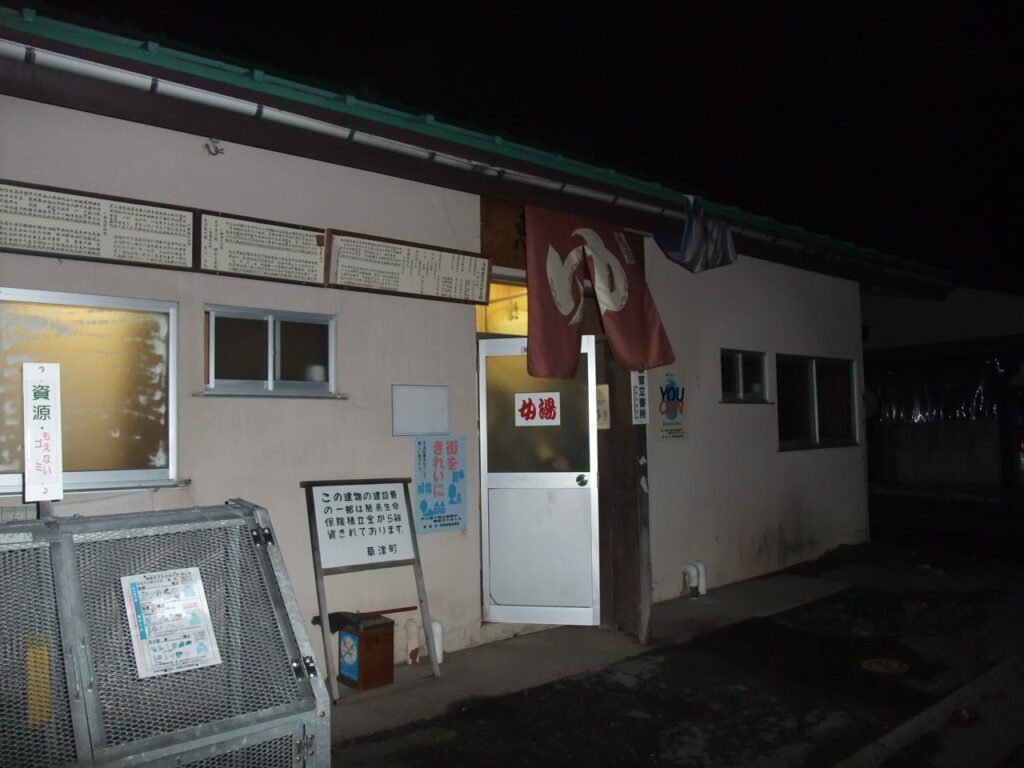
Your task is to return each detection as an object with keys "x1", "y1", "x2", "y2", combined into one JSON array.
[
  {"x1": 1, "y1": 93, "x2": 873, "y2": 652},
  {"x1": 0, "y1": 95, "x2": 497, "y2": 668},
  {"x1": 645, "y1": 241, "x2": 869, "y2": 600},
  {"x1": 863, "y1": 288, "x2": 1024, "y2": 350}
]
